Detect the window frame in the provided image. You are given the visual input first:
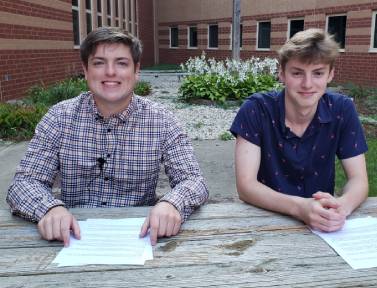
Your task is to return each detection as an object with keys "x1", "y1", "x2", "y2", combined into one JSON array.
[
  {"x1": 72, "y1": 0, "x2": 80, "y2": 48},
  {"x1": 170, "y1": 26, "x2": 179, "y2": 48},
  {"x1": 370, "y1": 11, "x2": 377, "y2": 52},
  {"x1": 256, "y1": 21, "x2": 271, "y2": 51},
  {"x1": 208, "y1": 23, "x2": 219, "y2": 49},
  {"x1": 326, "y1": 14, "x2": 347, "y2": 52},
  {"x1": 287, "y1": 18, "x2": 304, "y2": 39},
  {"x1": 187, "y1": 26, "x2": 198, "y2": 49}
]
